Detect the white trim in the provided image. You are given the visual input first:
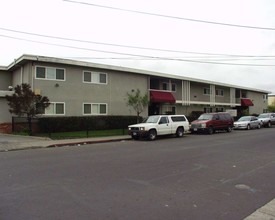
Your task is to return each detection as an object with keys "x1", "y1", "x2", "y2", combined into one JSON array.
[
  {"x1": 9, "y1": 54, "x2": 271, "y2": 94},
  {"x1": 82, "y1": 71, "x2": 108, "y2": 85},
  {"x1": 35, "y1": 65, "x2": 66, "y2": 81},
  {"x1": 176, "y1": 100, "x2": 240, "y2": 106},
  {"x1": 83, "y1": 103, "x2": 108, "y2": 115},
  {"x1": 44, "y1": 102, "x2": 66, "y2": 115}
]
